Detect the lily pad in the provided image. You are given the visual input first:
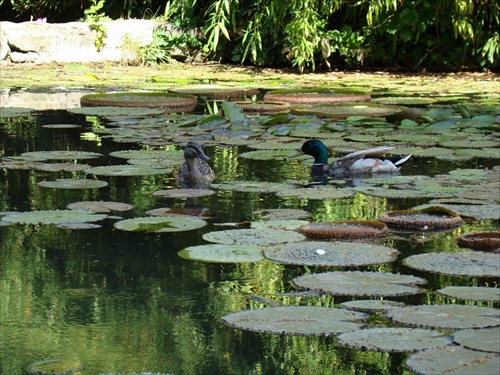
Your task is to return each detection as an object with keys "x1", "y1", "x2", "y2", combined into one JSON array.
[
  {"x1": 337, "y1": 327, "x2": 452, "y2": 352},
  {"x1": 85, "y1": 165, "x2": 172, "y2": 176},
  {"x1": 340, "y1": 300, "x2": 406, "y2": 313},
  {"x1": 152, "y1": 189, "x2": 215, "y2": 198},
  {"x1": 437, "y1": 286, "x2": 500, "y2": 302},
  {"x1": 413, "y1": 202, "x2": 499, "y2": 221},
  {"x1": 264, "y1": 88, "x2": 371, "y2": 104},
  {"x1": 253, "y1": 208, "x2": 310, "y2": 220},
  {"x1": 114, "y1": 215, "x2": 207, "y2": 233},
  {"x1": 264, "y1": 241, "x2": 399, "y2": 267},
  {"x1": 29, "y1": 358, "x2": 85, "y2": 375},
  {"x1": 42, "y1": 123, "x2": 81, "y2": 129},
  {"x1": 2, "y1": 210, "x2": 107, "y2": 225},
  {"x1": 203, "y1": 228, "x2": 305, "y2": 245},
  {"x1": 453, "y1": 327, "x2": 500, "y2": 353},
  {"x1": 234, "y1": 101, "x2": 290, "y2": 114},
  {"x1": 19, "y1": 150, "x2": 102, "y2": 161},
  {"x1": 0, "y1": 107, "x2": 34, "y2": 117},
  {"x1": 298, "y1": 220, "x2": 388, "y2": 239},
  {"x1": 37, "y1": 179, "x2": 108, "y2": 189},
  {"x1": 405, "y1": 346, "x2": 500, "y2": 375},
  {"x1": 67, "y1": 201, "x2": 133, "y2": 213},
  {"x1": 290, "y1": 103, "x2": 407, "y2": 118},
  {"x1": 371, "y1": 97, "x2": 437, "y2": 106},
  {"x1": 211, "y1": 181, "x2": 285, "y2": 193},
  {"x1": 170, "y1": 85, "x2": 257, "y2": 99},
  {"x1": 221, "y1": 306, "x2": 367, "y2": 336},
  {"x1": 178, "y1": 244, "x2": 264, "y2": 263},
  {"x1": 276, "y1": 186, "x2": 356, "y2": 200},
  {"x1": 293, "y1": 271, "x2": 426, "y2": 297},
  {"x1": 387, "y1": 304, "x2": 500, "y2": 329},
  {"x1": 354, "y1": 186, "x2": 428, "y2": 199},
  {"x1": 456, "y1": 231, "x2": 500, "y2": 251},
  {"x1": 251, "y1": 219, "x2": 309, "y2": 231},
  {"x1": 109, "y1": 149, "x2": 184, "y2": 160},
  {"x1": 379, "y1": 207, "x2": 462, "y2": 230},
  {"x1": 403, "y1": 251, "x2": 499, "y2": 277}
]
